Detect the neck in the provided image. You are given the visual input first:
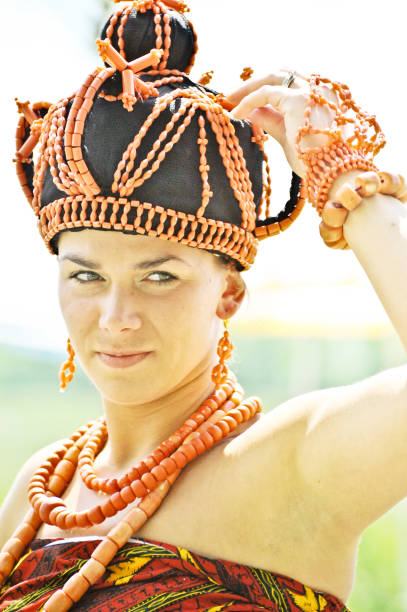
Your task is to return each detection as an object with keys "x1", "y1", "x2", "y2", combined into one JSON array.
[{"x1": 99, "y1": 361, "x2": 217, "y2": 472}]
